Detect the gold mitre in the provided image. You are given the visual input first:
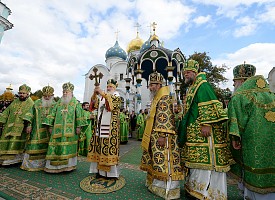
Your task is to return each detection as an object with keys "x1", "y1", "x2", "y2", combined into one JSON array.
[
  {"x1": 62, "y1": 82, "x2": 74, "y2": 92},
  {"x1": 149, "y1": 72, "x2": 164, "y2": 84},
  {"x1": 42, "y1": 85, "x2": 54, "y2": 96},
  {"x1": 19, "y1": 84, "x2": 31, "y2": 94}
]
